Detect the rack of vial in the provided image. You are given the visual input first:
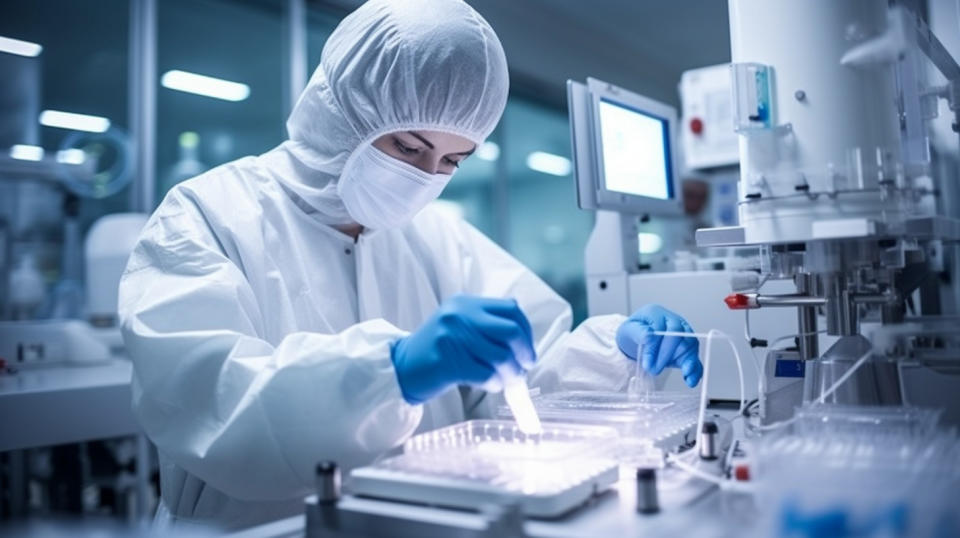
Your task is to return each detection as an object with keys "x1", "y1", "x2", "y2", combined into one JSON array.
[
  {"x1": 753, "y1": 404, "x2": 960, "y2": 537},
  {"x1": 498, "y1": 390, "x2": 700, "y2": 468},
  {"x1": 349, "y1": 420, "x2": 619, "y2": 517}
]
